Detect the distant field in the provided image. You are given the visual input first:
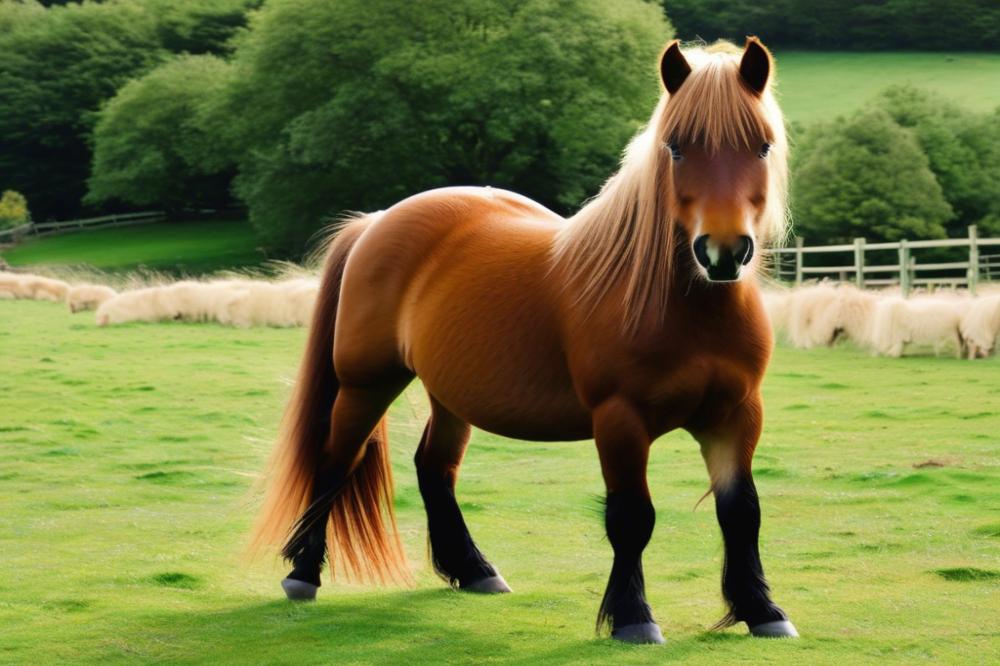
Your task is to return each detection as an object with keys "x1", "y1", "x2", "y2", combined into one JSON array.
[
  {"x1": 775, "y1": 51, "x2": 1000, "y2": 125},
  {"x1": 0, "y1": 219, "x2": 264, "y2": 274},
  {"x1": 1, "y1": 299, "x2": 997, "y2": 663}
]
